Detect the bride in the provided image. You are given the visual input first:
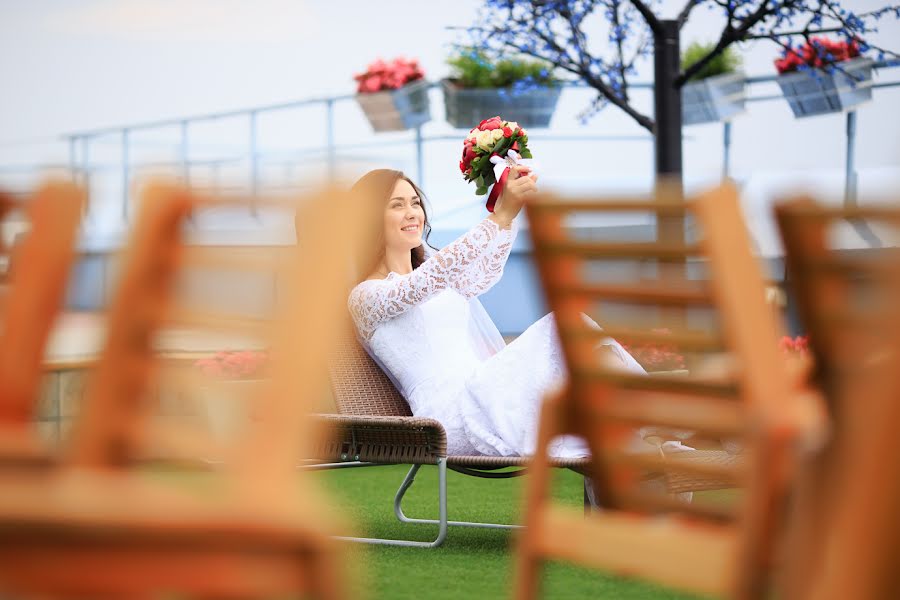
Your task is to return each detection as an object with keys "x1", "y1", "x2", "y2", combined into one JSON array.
[{"x1": 347, "y1": 167, "x2": 667, "y2": 459}]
